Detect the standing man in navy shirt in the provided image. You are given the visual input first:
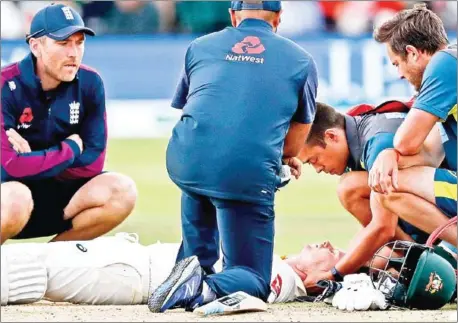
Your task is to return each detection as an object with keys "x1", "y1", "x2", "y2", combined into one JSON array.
[
  {"x1": 149, "y1": 1, "x2": 318, "y2": 313},
  {"x1": 1, "y1": 4, "x2": 137, "y2": 243}
]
